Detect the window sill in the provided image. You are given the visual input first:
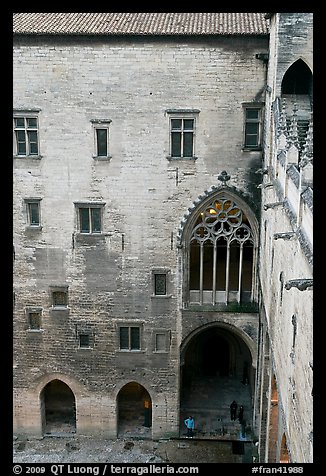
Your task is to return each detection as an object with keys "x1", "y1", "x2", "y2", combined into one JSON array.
[
  {"x1": 50, "y1": 306, "x2": 69, "y2": 311},
  {"x1": 151, "y1": 294, "x2": 172, "y2": 299},
  {"x1": 27, "y1": 329, "x2": 44, "y2": 333},
  {"x1": 92, "y1": 155, "x2": 112, "y2": 161},
  {"x1": 241, "y1": 147, "x2": 262, "y2": 152},
  {"x1": 25, "y1": 225, "x2": 42, "y2": 231},
  {"x1": 116, "y1": 349, "x2": 144, "y2": 353},
  {"x1": 13, "y1": 155, "x2": 42, "y2": 160},
  {"x1": 166, "y1": 156, "x2": 198, "y2": 161},
  {"x1": 75, "y1": 232, "x2": 104, "y2": 237},
  {"x1": 78, "y1": 347, "x2": 93, "y2": 350}
]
